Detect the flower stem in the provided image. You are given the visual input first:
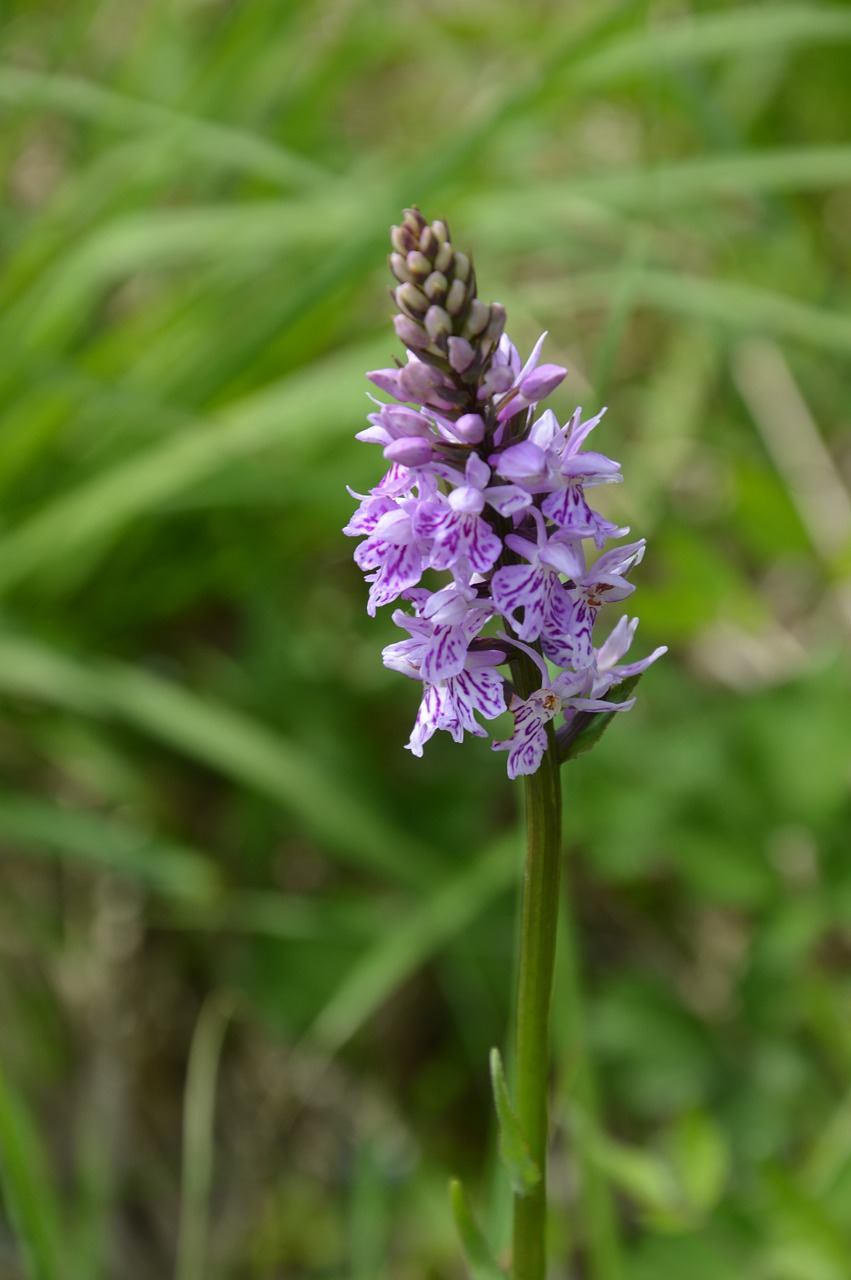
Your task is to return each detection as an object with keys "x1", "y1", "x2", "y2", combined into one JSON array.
[{"x1": 510, "y1": 652, "x2": 563, "y2": 1280}]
